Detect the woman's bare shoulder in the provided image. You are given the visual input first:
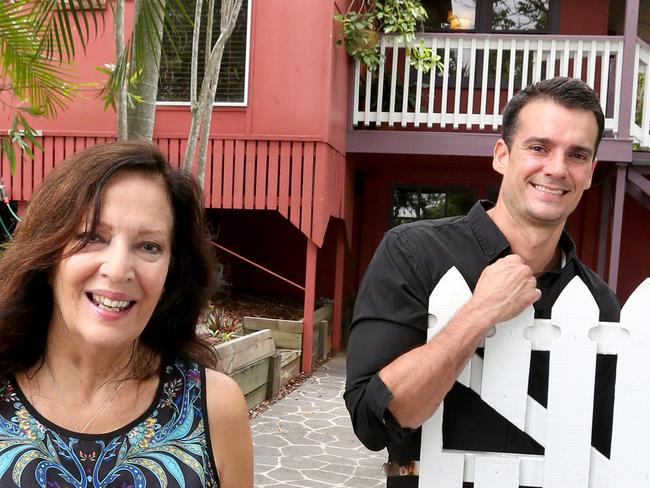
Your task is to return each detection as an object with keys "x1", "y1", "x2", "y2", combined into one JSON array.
[{"x1": 204, "y1": 367, "x2": 253, "y2": 488}]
